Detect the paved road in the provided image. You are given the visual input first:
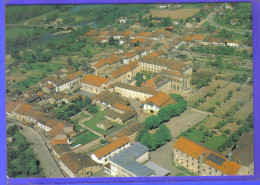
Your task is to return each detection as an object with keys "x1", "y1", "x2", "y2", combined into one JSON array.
[
  {"x1": 7, "y1": 121, "x2": 64, "y2": 178},
  {"x1": 207, "y1": 10, "x2": 251, "y2": 35}
]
